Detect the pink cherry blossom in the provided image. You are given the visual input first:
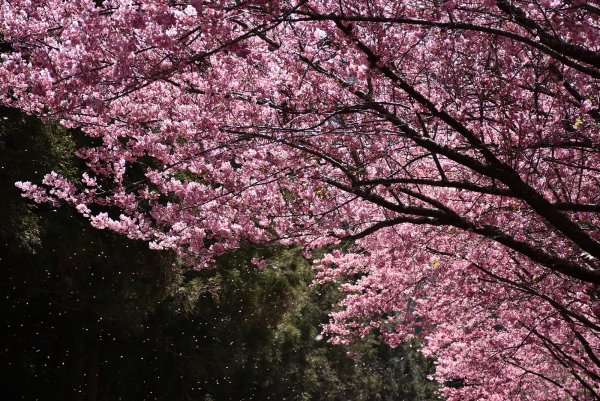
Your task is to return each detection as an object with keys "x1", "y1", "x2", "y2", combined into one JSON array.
[{"x1": 2, "y1": 1, "x2": 600, "y2": 398}]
